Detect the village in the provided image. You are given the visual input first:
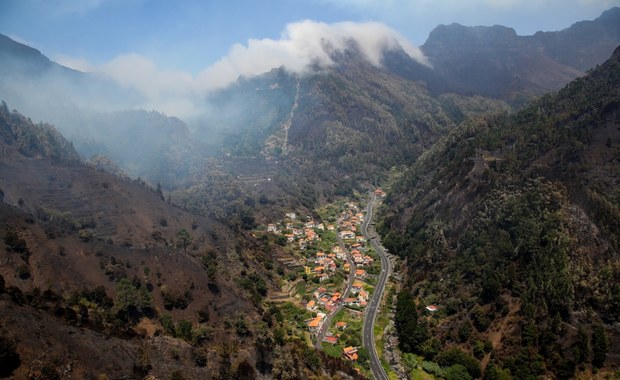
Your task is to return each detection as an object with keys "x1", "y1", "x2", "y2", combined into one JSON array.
[{"x1": 260, "y1": 192, "x2": 387, "y2": 369}]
